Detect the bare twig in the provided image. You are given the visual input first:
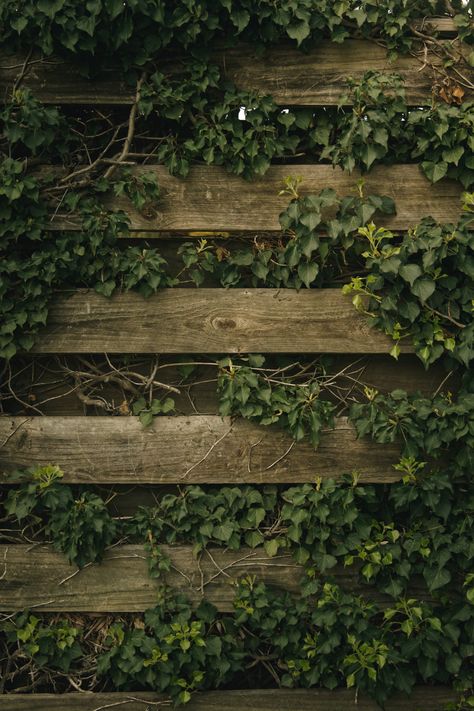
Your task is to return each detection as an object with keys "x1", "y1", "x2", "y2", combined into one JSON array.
[{"x1": 180, "y1": 427, "x2": 233, "y2": 478}]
